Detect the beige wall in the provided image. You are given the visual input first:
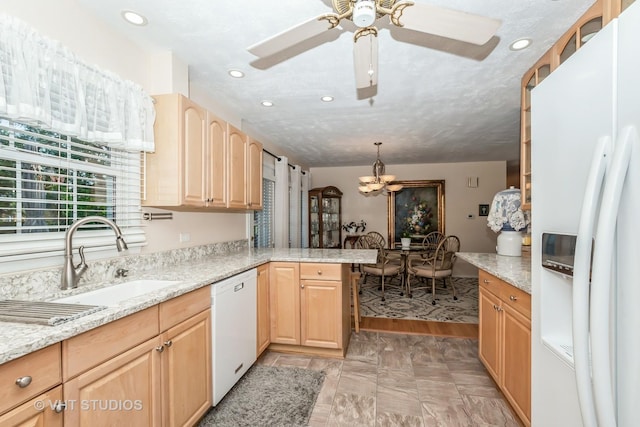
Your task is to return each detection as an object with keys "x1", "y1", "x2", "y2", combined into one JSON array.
[{"x1": 310, "y1": 161, "x2": 507, "y2": 276}]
